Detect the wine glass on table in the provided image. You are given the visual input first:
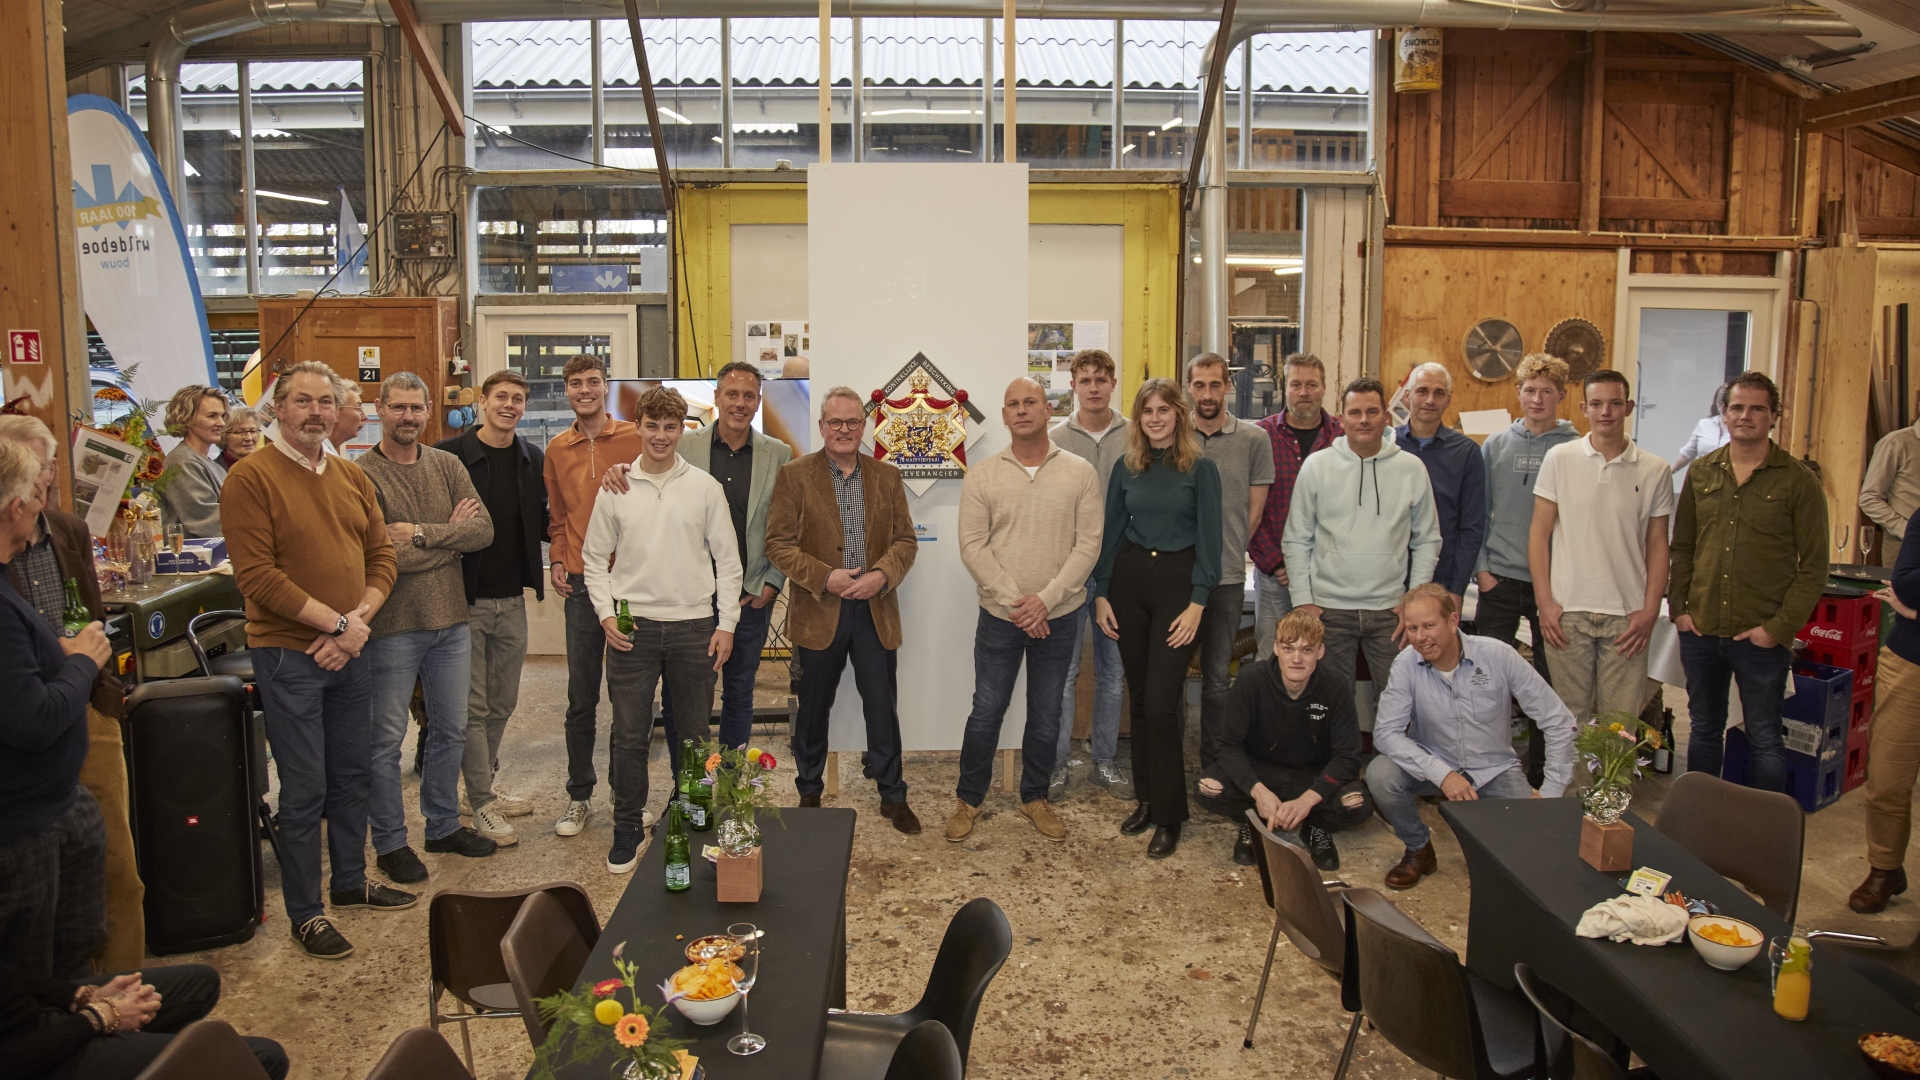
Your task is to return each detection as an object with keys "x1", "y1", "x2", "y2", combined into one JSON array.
[
  {"x1": 1862, "y1": 525, "x2": 1879, "y2": 564},
  {"x1": 726, "y1": 922, "x2": 764, "y2": 1056},
  {"x1": 1835, "y1": 524, "x2": 1853, "y2": 562}
]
